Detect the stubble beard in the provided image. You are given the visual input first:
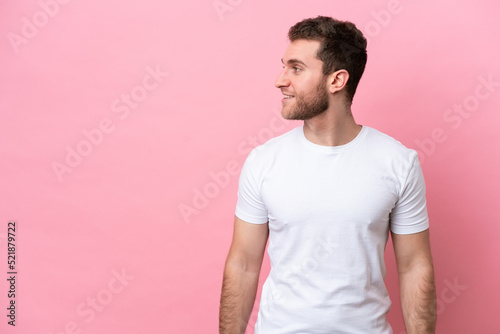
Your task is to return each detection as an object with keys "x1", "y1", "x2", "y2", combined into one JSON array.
[{"x1": 283, "y1": 80, "x2": 329, "y2": 121}]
